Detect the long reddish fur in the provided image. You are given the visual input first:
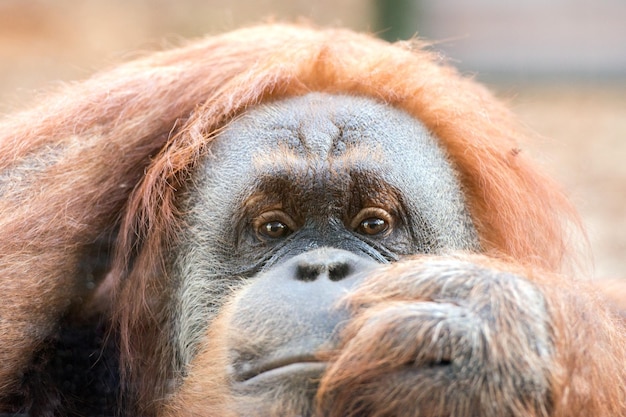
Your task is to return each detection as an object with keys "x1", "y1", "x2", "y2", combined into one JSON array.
[
  {"x1": 0, "y1": 23, "x2": 620, "y2": 414},
  {"x1": 316, "y1": 255, "x2": 626, "y2": 417}
]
